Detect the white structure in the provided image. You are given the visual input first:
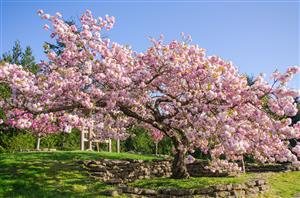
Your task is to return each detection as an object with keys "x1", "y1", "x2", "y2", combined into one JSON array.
[{"x1": 80, "y1": 129, "x2": 120, "y2": 153}]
